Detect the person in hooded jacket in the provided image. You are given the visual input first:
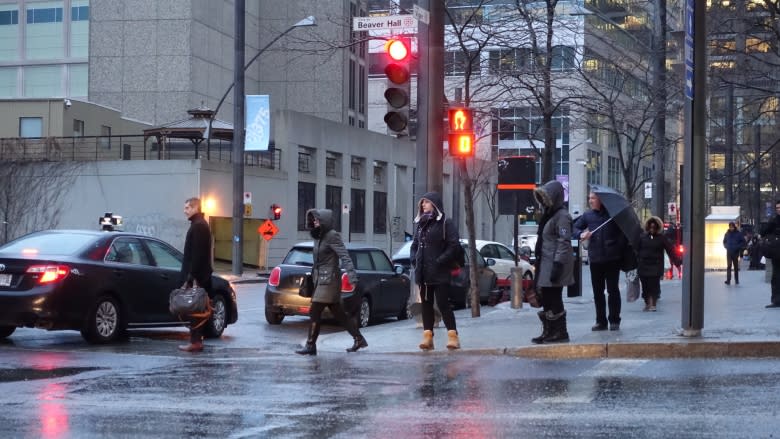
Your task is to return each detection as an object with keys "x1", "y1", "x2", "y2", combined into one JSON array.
[
  {"x1": 410, "y1": 191, "x2": 462, "y2": 351},
  {"x1": 636, "y1": 216, "x2": 679, "y2": 311},
  {"x1": 531, "y1": 180, "x2": 574, "y2": 344},
  {"x1": 573, "y1": 191, "x2": 627, "y2": 331},
  {"x1": 295, "y1": 209, "x2": 367, "y2": 355},
  {"x1": 722, "y1": 222, "x2": 745, "y2": 285}
]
